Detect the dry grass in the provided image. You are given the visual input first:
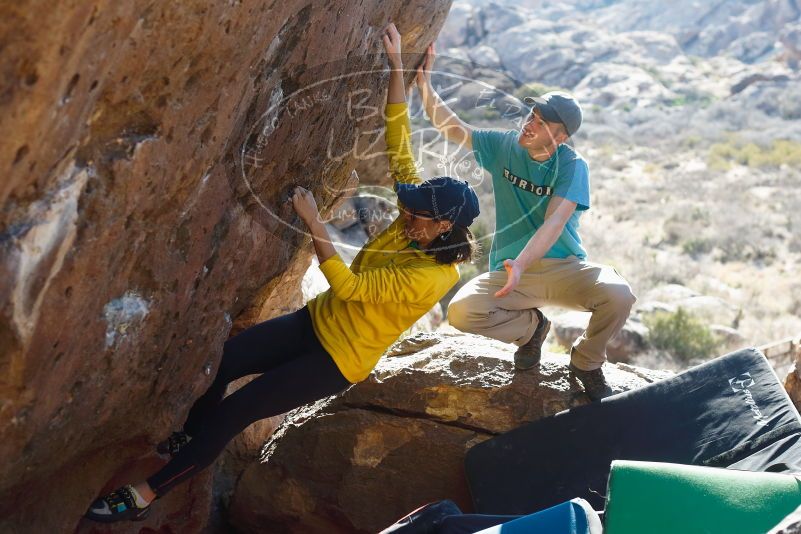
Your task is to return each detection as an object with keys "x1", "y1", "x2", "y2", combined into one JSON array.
[{"x1": 583, "y1": 143, "x2": 801, "y2": 352}]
